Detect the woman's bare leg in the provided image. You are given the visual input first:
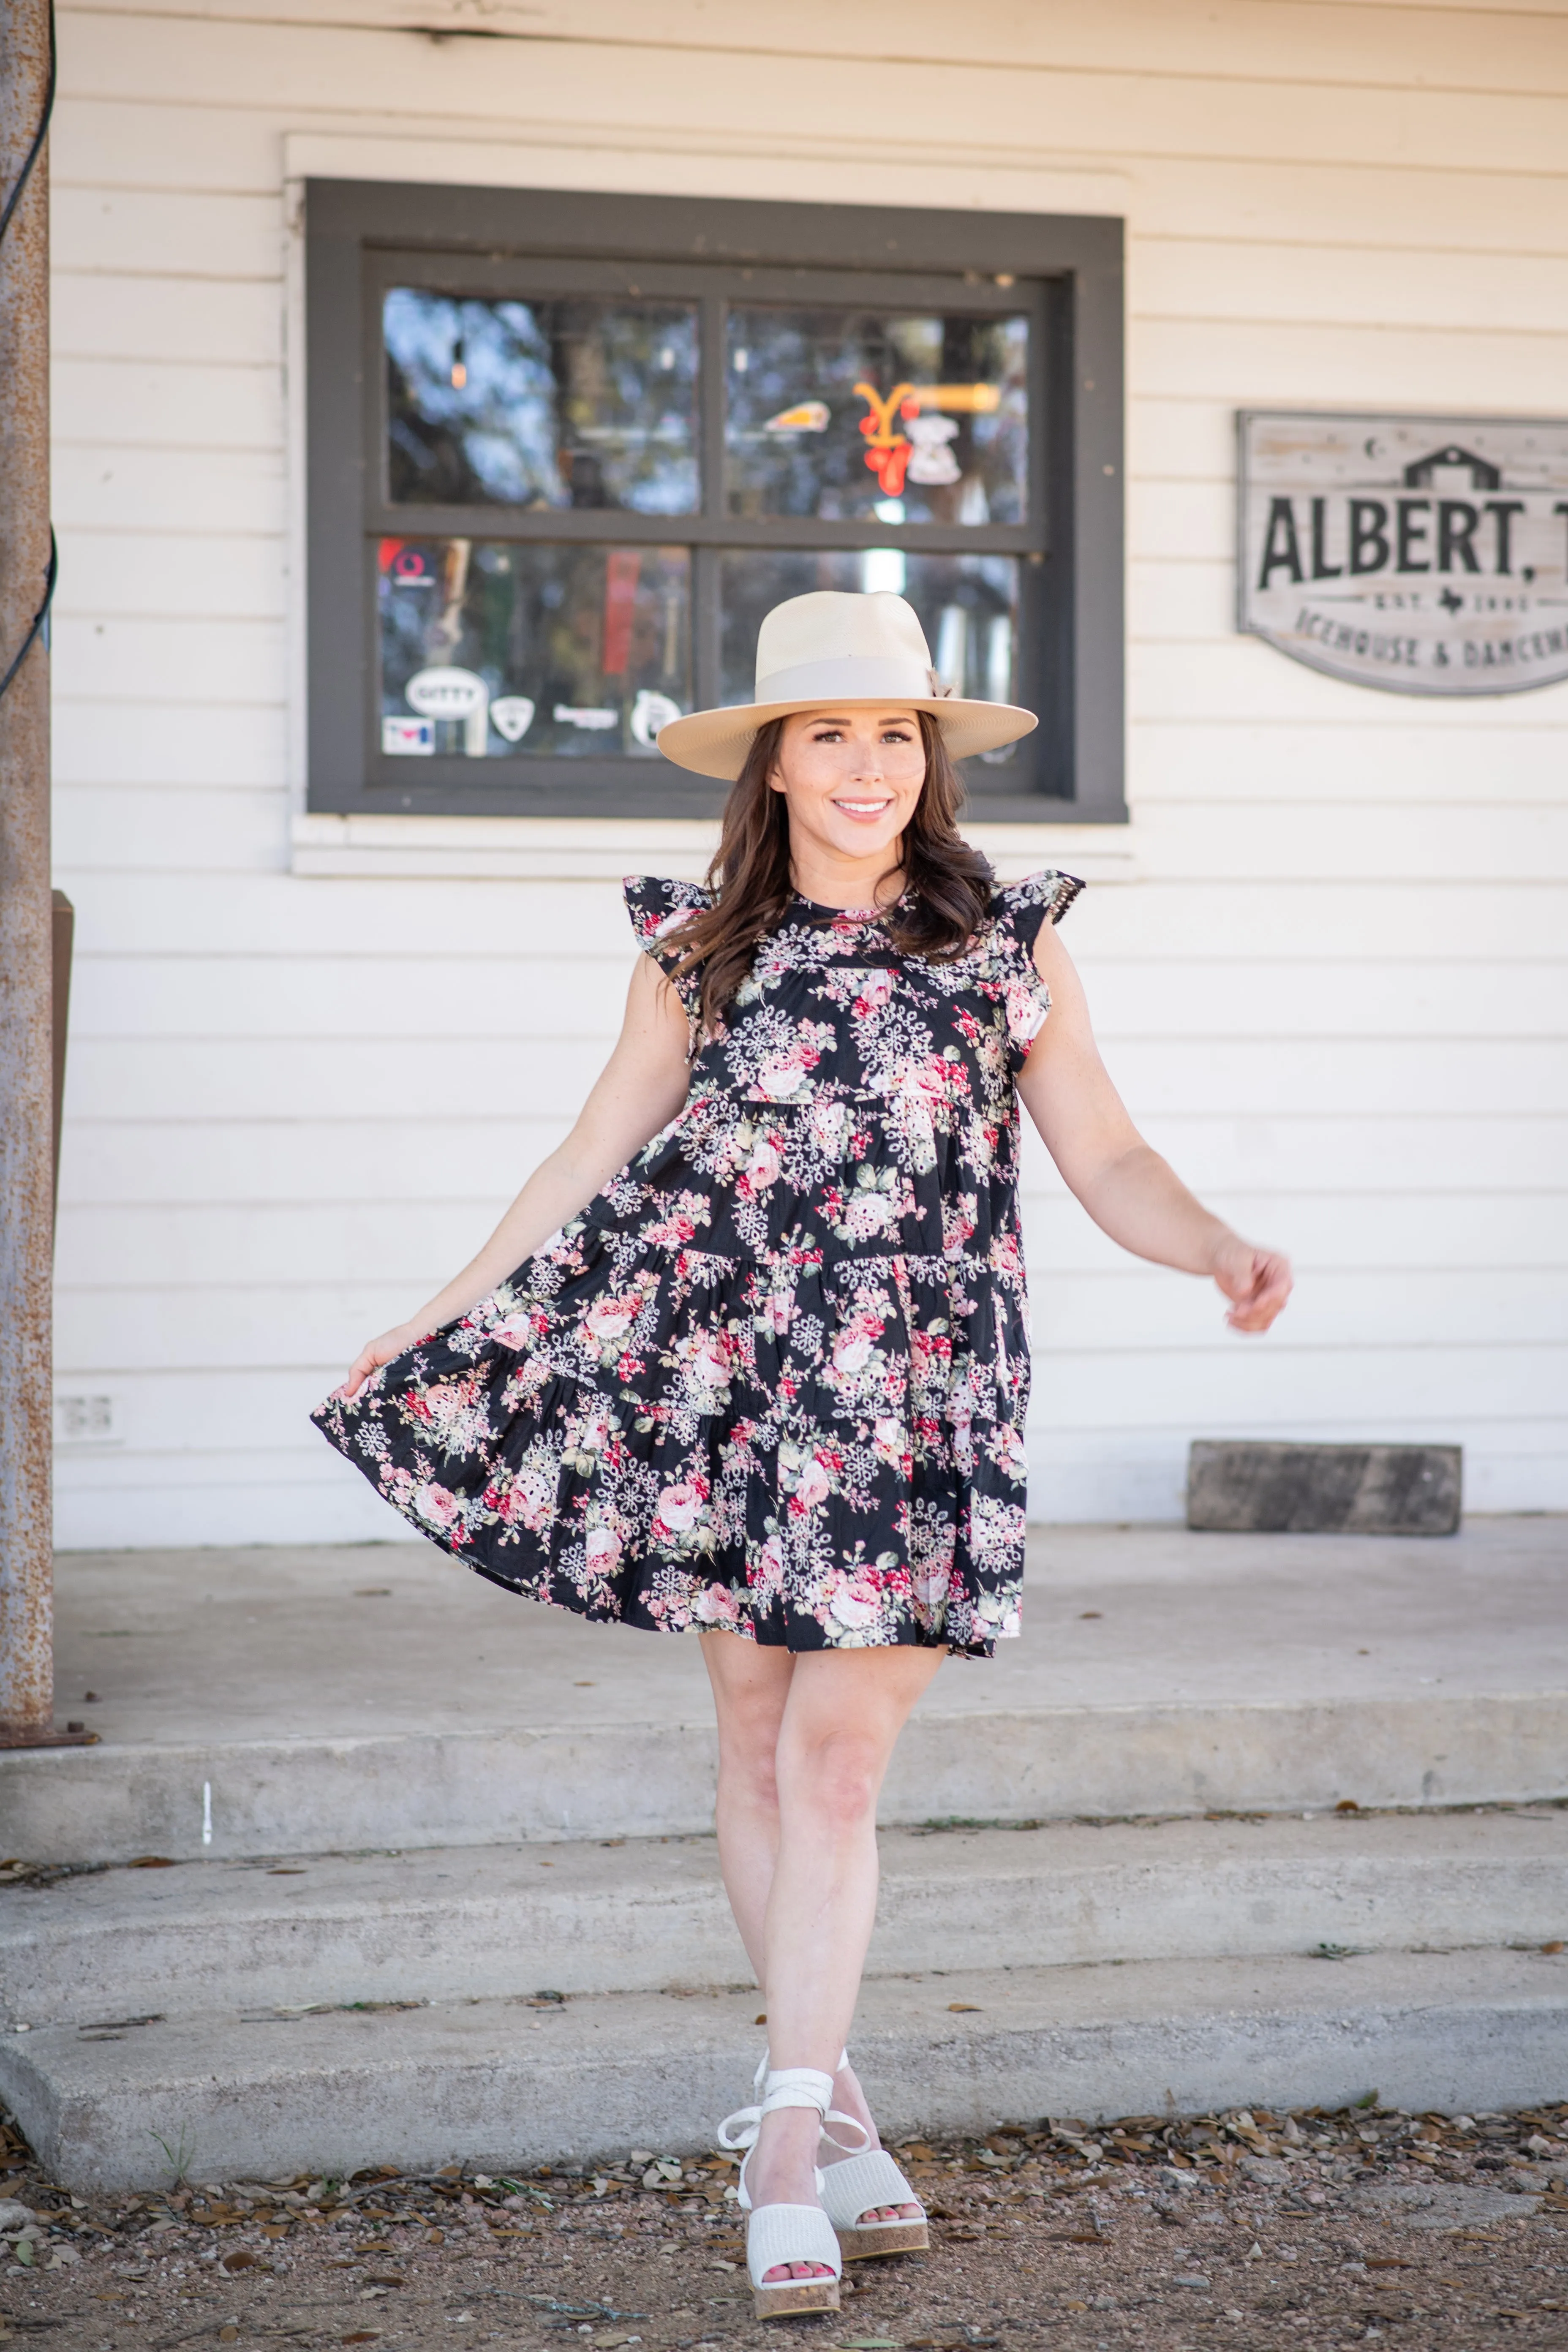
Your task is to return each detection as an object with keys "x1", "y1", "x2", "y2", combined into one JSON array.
[
  {"x1": 700, "y1": 1632, "x2": 794, "y2": 1984},
  {"x1": 700, "y1": 1636, "x2": 943, "y2": 2277}
]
